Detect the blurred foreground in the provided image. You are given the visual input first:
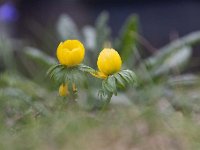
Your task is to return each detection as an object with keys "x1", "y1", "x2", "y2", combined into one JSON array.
[{"x1": 1, "y1": 79, "x2": 200, "y2": 150}]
